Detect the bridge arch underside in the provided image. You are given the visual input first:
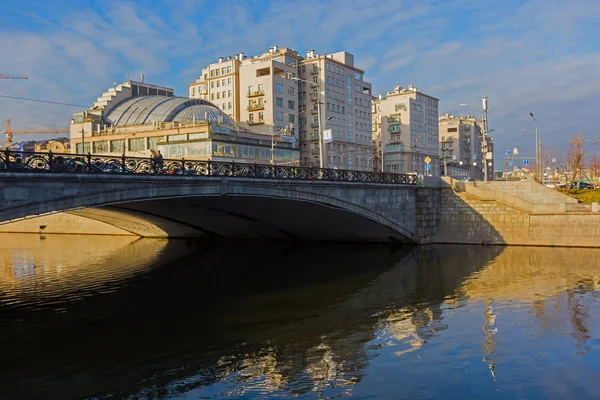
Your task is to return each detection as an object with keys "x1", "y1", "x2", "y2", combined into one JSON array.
[{"x1": 67, "y1": 195, "x2": 415, "y2": 243}]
